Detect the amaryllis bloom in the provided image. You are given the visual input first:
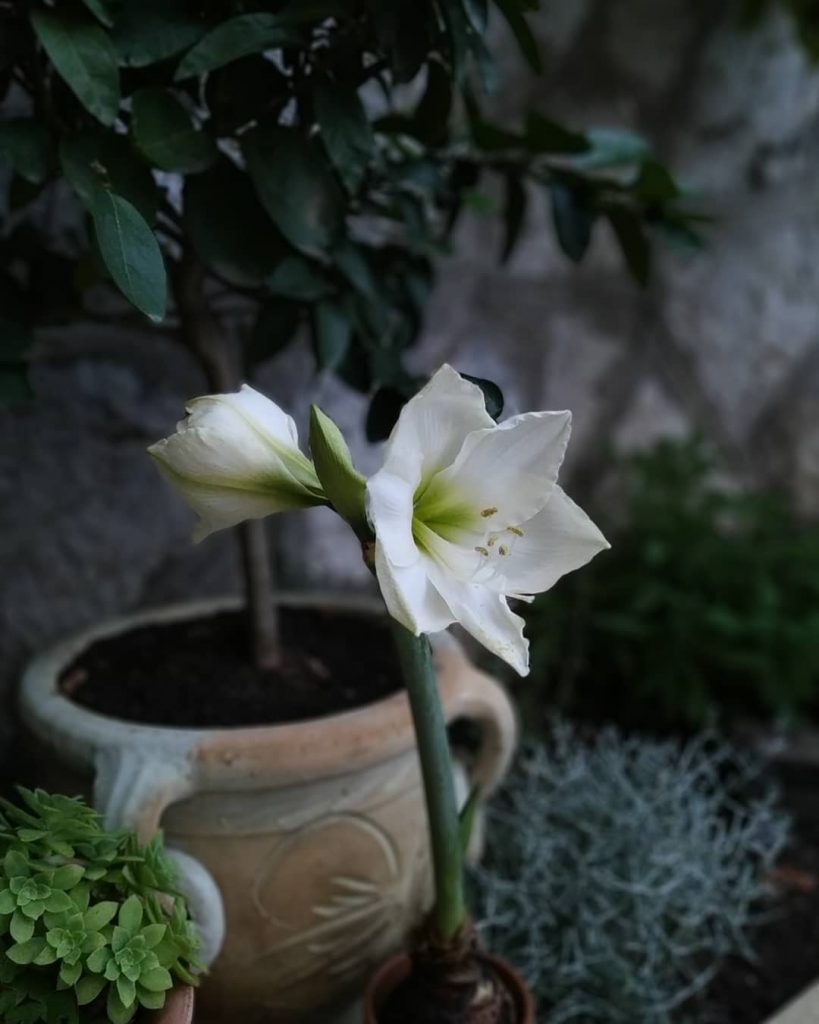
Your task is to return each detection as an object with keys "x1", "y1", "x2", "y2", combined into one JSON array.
[
  {"x1": 366, "y1": 365, "x2": 609, "y2": 675},
  {"x1": 148, "y1": 385, "x2": 324, "y2": 540}
]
